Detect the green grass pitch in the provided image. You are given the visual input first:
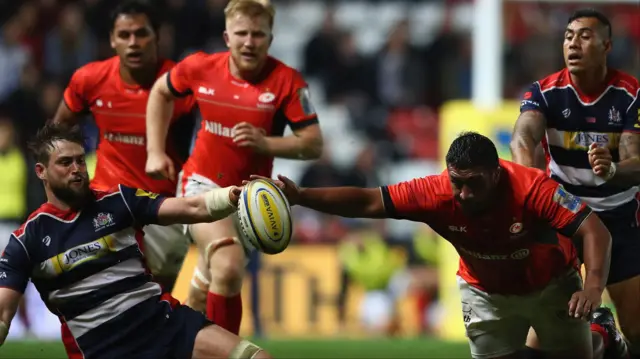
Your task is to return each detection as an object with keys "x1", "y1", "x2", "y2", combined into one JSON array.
[{"x1": 1, "y1": 338, "x2": 471, "y2": 358}]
